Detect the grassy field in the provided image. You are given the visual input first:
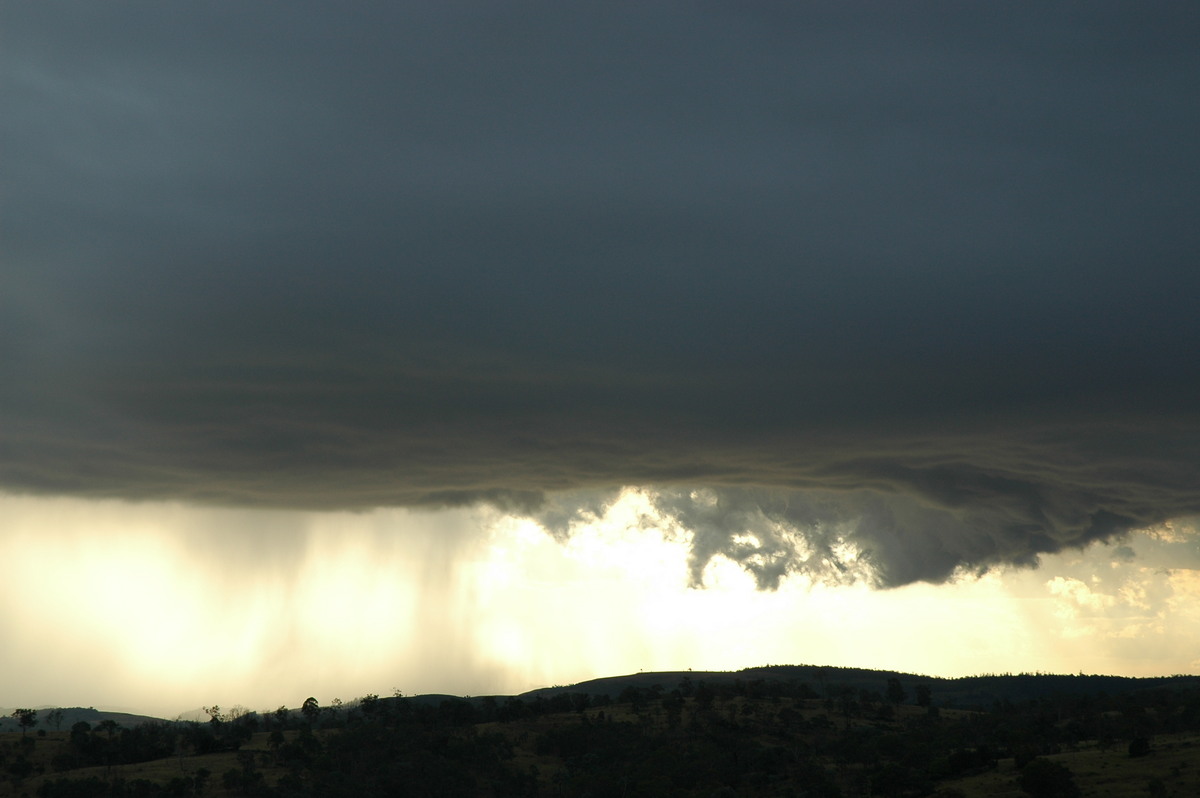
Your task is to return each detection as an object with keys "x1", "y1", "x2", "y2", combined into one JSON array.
[
  {"x1": 0, "y1": 729, "x2": 292, "y2": 797},
  {"x1": 940, "y1": 735, "x2": 1199, "y2": 798}
]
